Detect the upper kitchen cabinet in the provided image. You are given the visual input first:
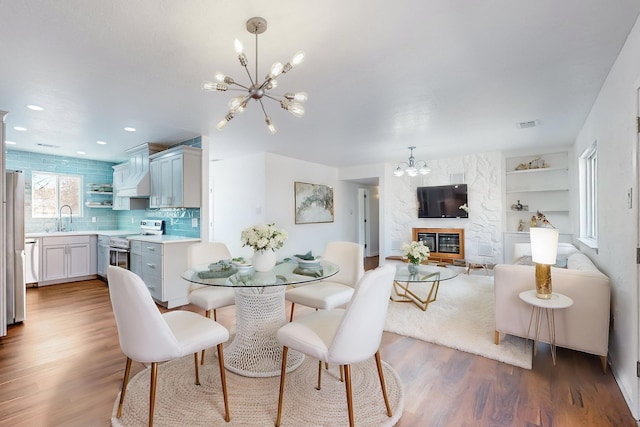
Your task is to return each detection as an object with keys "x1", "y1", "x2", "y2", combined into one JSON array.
[{"x1": 149, "y1": 146, "x2": 202, "y2": 208}]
